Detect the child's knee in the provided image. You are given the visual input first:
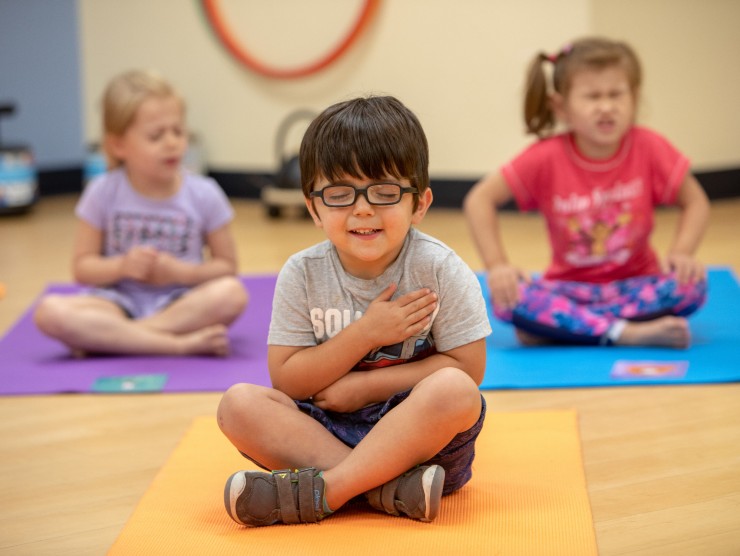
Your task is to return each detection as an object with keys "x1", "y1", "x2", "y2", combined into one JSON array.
[
  {"x1": 218, "y1": 382, "x2": 250, "y2": 420},
  {"x1": 33, "y1": 295, "x2": 66, "y2": 335},
  {"x1": 223, "y1": 276, "x2": 249, "y2": 307},
  {"x1": 217, "y1": 383, "x2": 266, "y2": 433},
  {"x1": 210, "y1": 276, "x2": 249, "y2": 322},
  {"x1": 422, "y1": 368, "x2": 481, "y2": 412},
  {"x1": 670, "y1": 275, "x2": 708, "y2": 316}
]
